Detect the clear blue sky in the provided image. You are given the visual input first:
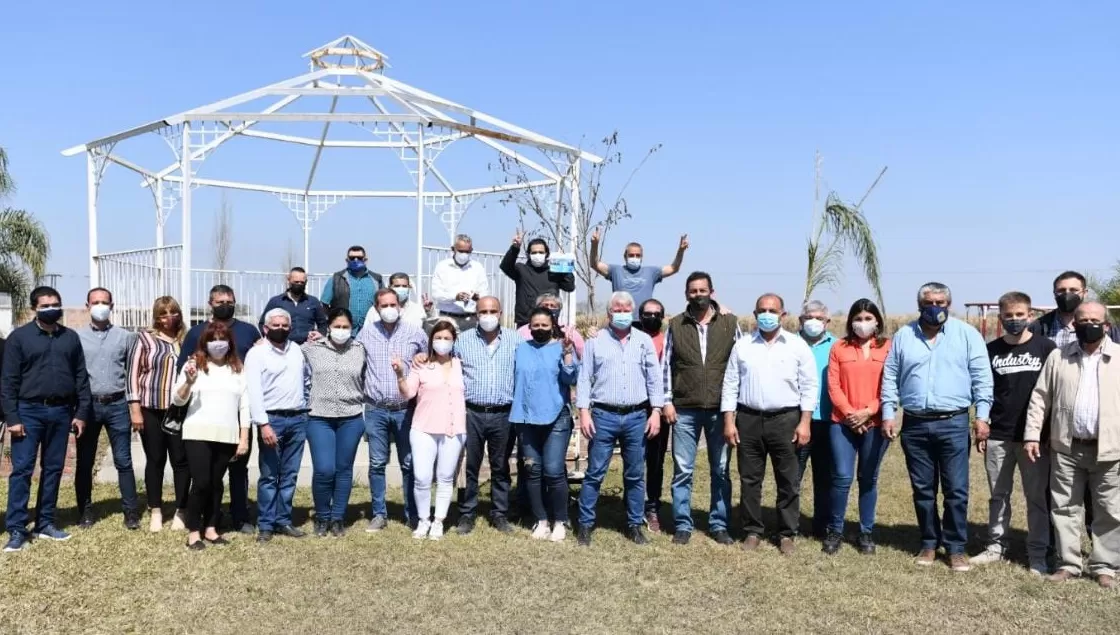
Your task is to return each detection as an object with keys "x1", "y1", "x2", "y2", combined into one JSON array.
[{"x1": 1, "y1": 1, "x2": 1117, "y2": 316}]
